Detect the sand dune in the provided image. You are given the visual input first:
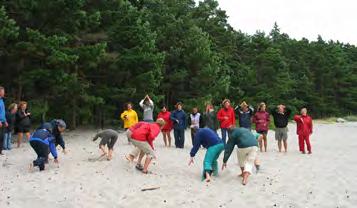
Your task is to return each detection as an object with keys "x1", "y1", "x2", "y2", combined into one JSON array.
[{"x1": 1, "y1": 122, "x2": 357, "y2": 208}]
